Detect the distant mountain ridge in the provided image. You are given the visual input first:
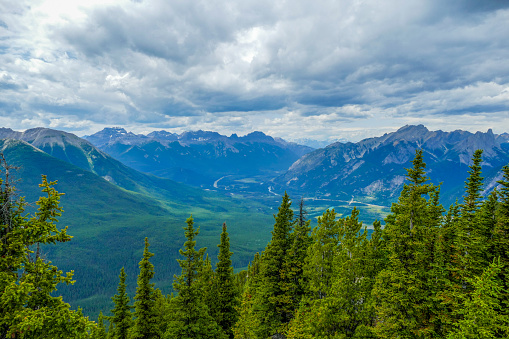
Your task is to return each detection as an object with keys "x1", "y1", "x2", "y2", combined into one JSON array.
[
  {"x1": 84, "y1": 128, "x2": 313, "y2": 186},
  {"x1": 274, "y1": 125, "x2": 509, "y2": 206}
]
